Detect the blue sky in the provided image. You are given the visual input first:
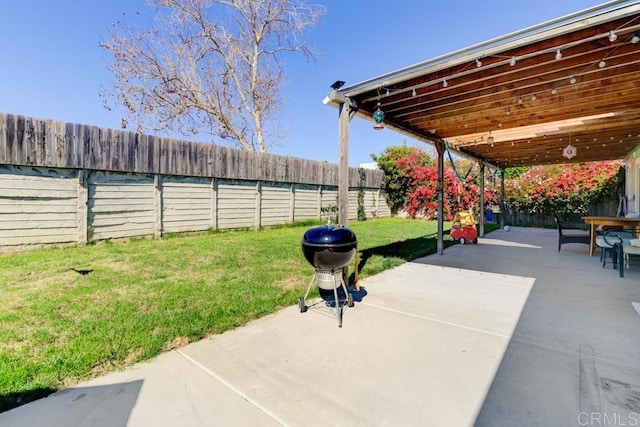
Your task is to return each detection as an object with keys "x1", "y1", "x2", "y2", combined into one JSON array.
[{"x1": 1, "y1": 0, "x2": 605, "y2": 167}]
